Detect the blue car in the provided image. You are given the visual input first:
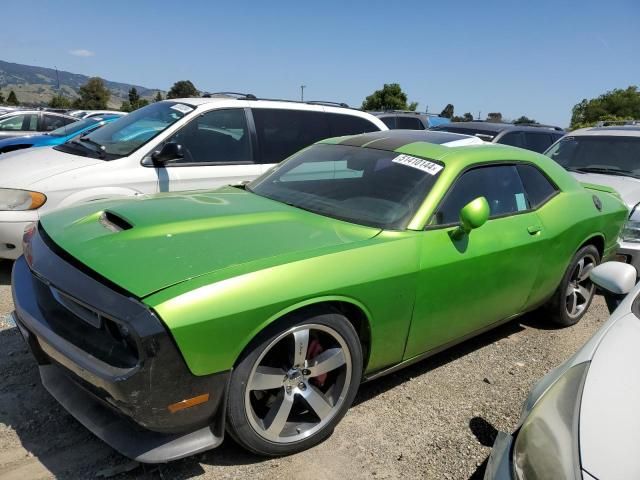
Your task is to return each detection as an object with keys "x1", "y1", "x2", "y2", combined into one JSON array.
[{"x1": 0, "y1": 115, "x2": 122, "y2": 154}]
